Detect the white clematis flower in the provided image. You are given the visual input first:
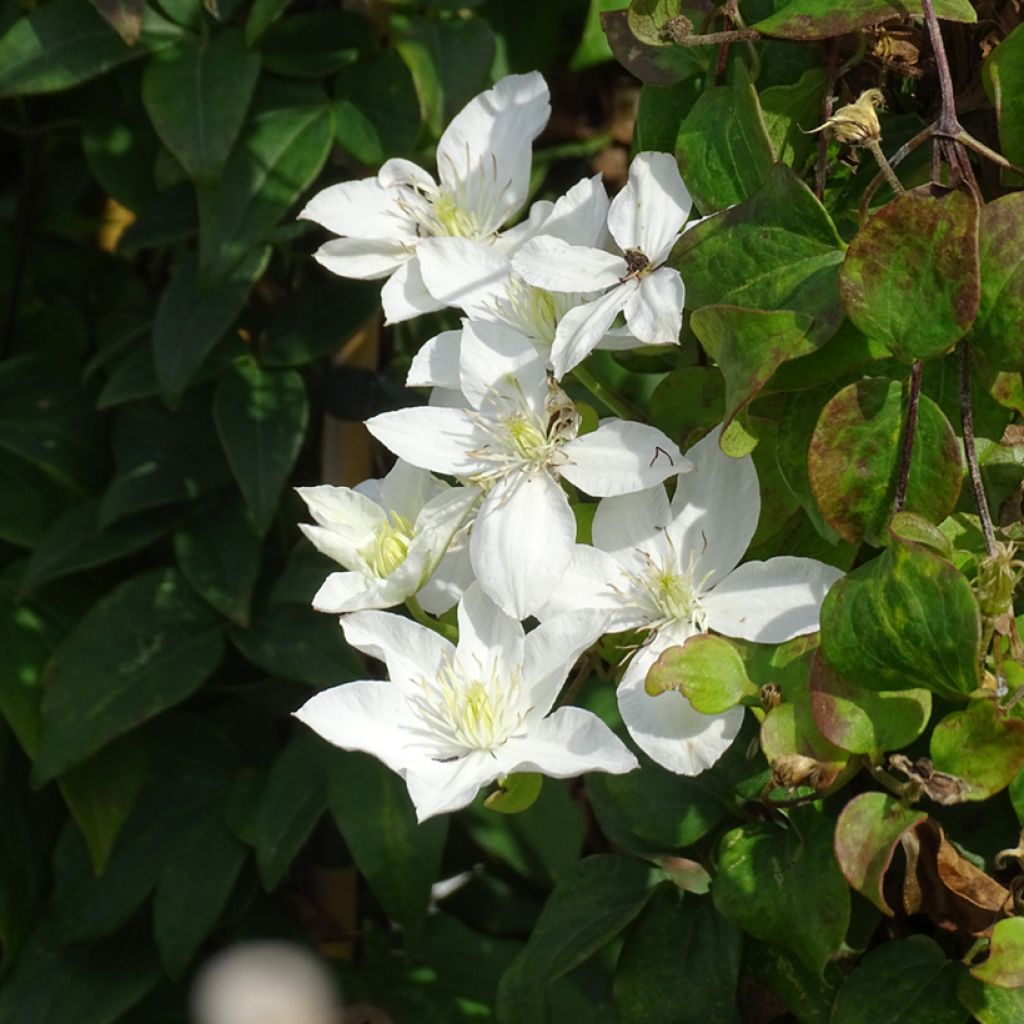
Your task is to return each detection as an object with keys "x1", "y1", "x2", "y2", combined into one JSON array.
[
  {"x1": 294, "y1": 585, "x2": 638, "y2": 822},
  {"x1": 365, "y1": 322, "x2": 688, "y2": 618},
  {"x1": 299, "y1": 72, "x2": 550, "y2": 324},
  {"x1": 512, "y1": 151, "x2": 692, "y2": 377},
  {"x1": 297, "y1": 460, "x2": 478, "y2": 614},
  {"x1": 541, "y1": 428, "x2": 844, "y2": 776}
]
